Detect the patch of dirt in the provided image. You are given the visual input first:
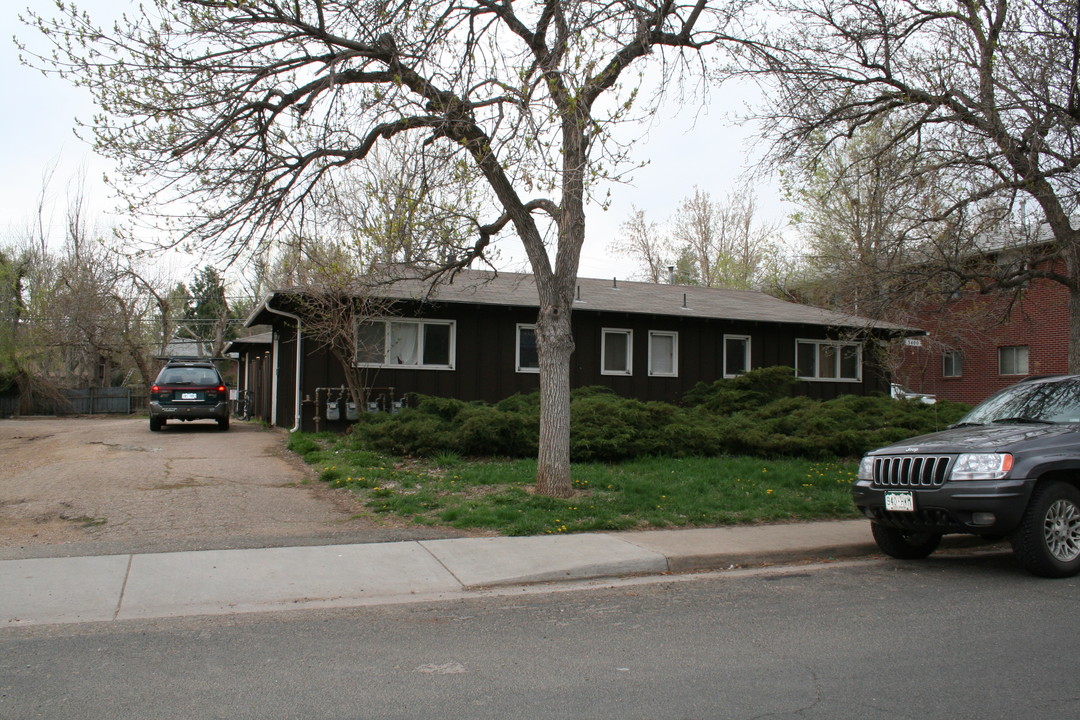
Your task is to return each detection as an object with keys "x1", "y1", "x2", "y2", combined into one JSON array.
[{"x1": 0, "y1": 417, "x2": 474, "y2": 559}]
